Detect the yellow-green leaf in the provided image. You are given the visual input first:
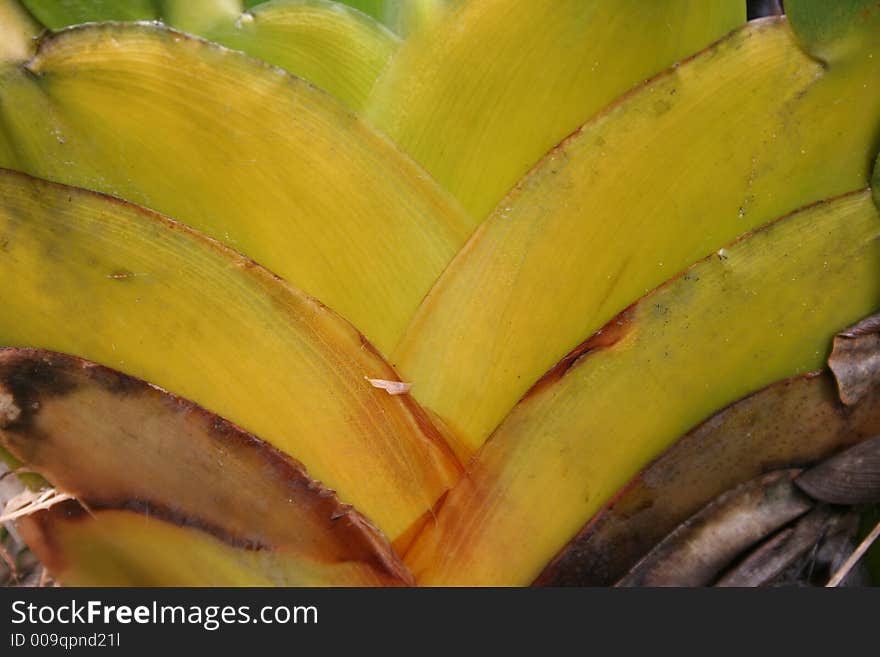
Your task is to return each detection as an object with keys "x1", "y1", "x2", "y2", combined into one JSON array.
[
  {"x1": 20, "y1": 0, "x2": 159, "y2": 28},
  {"x1": 394, "y1": 18, "x2": 880, "y2": 458},
  {"x1": 404, "y1": 190, "x2": 880, "y2": 585},
  {"x1": 366, "y1": 0, "x2": 745, "y2": 223},
  {"x1": 340, "y1": 0, "x2": 447, "y2": 36},
  {"x1": 244, "y1": 0, "x2": 447, "y2": 36},
  {"x1": 0, "y1": 170, "x2": 461, "y2": 542},
  {"x1": 0, "y1": 0, "x2": 40, "y2": 63},
  {"x1": 535, "y1": 369, "x2": 880, "y2": 585},
  {"x1": 166, "y1": 0, "x2": 401, "y2": 111},
  {"x1": 0, "y1": 23, "x2": 470, "y2": 356},
  {"x1": 786, "y1": 0, "x2": 880, "y2": 63}
]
